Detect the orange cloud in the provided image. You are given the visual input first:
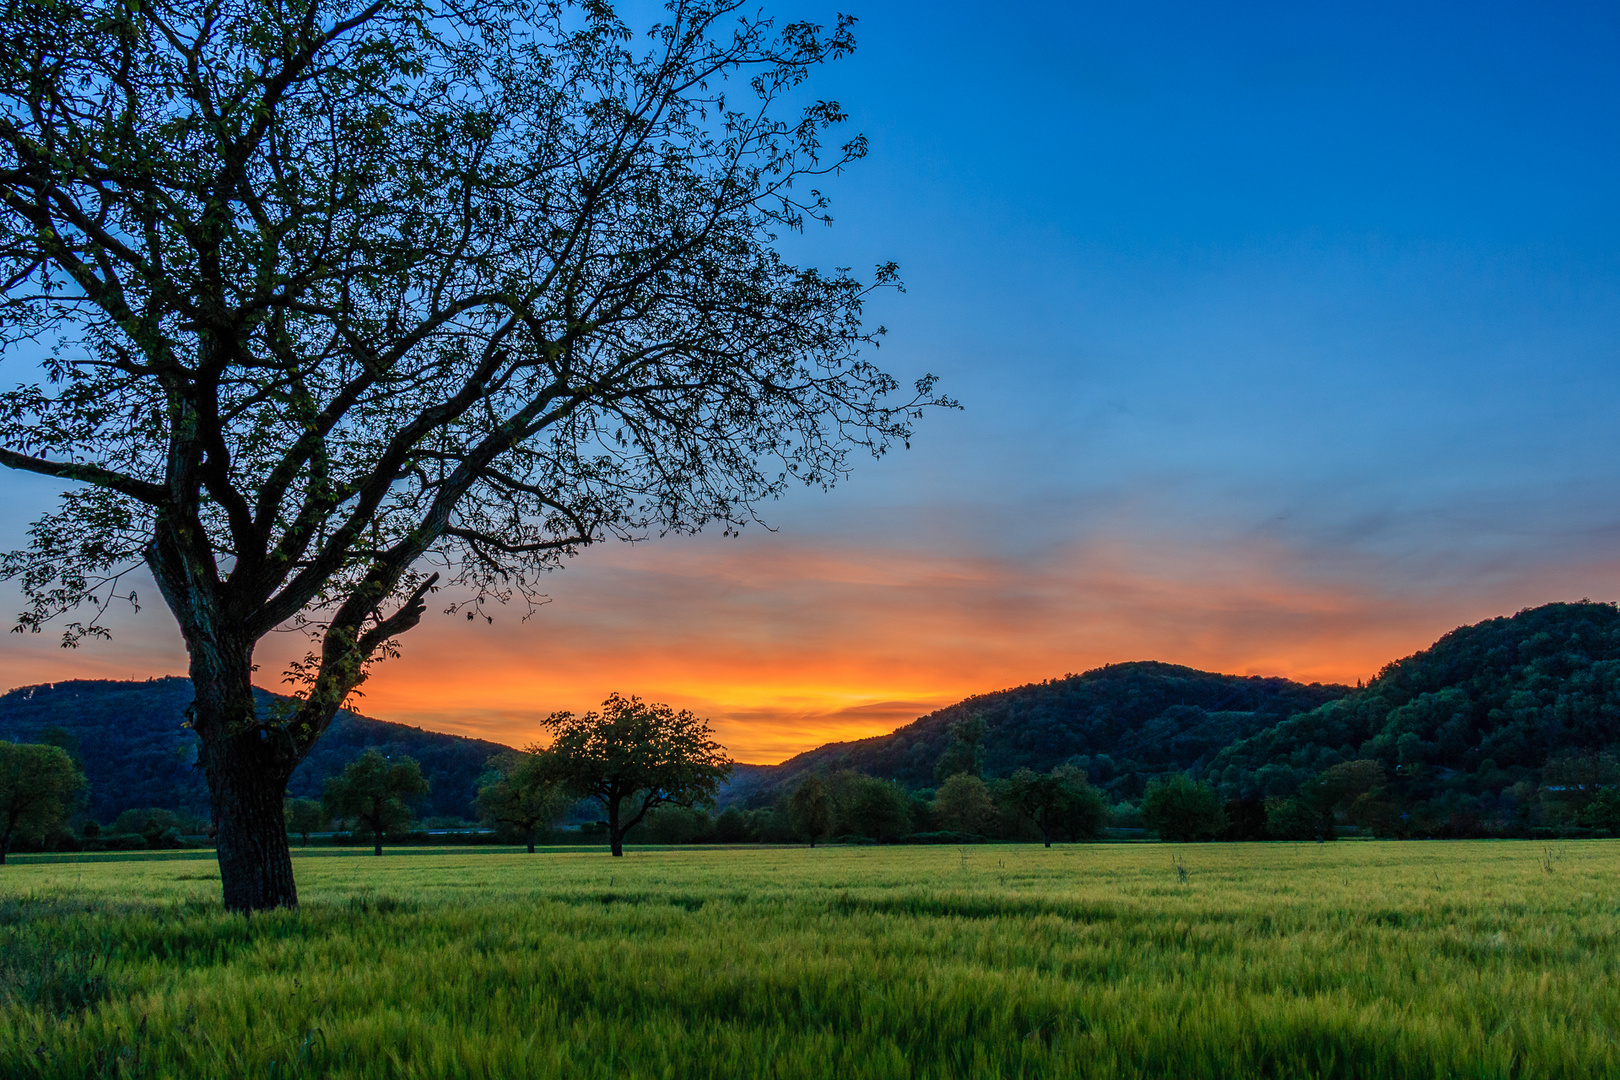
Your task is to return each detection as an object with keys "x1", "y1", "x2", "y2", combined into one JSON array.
[
  {"x1": 5, "y1": 527, "x2": 1618, "y2": 763},
  {"x1": 273, "y1": 530, "x2": 1620, "y2": 761}
]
